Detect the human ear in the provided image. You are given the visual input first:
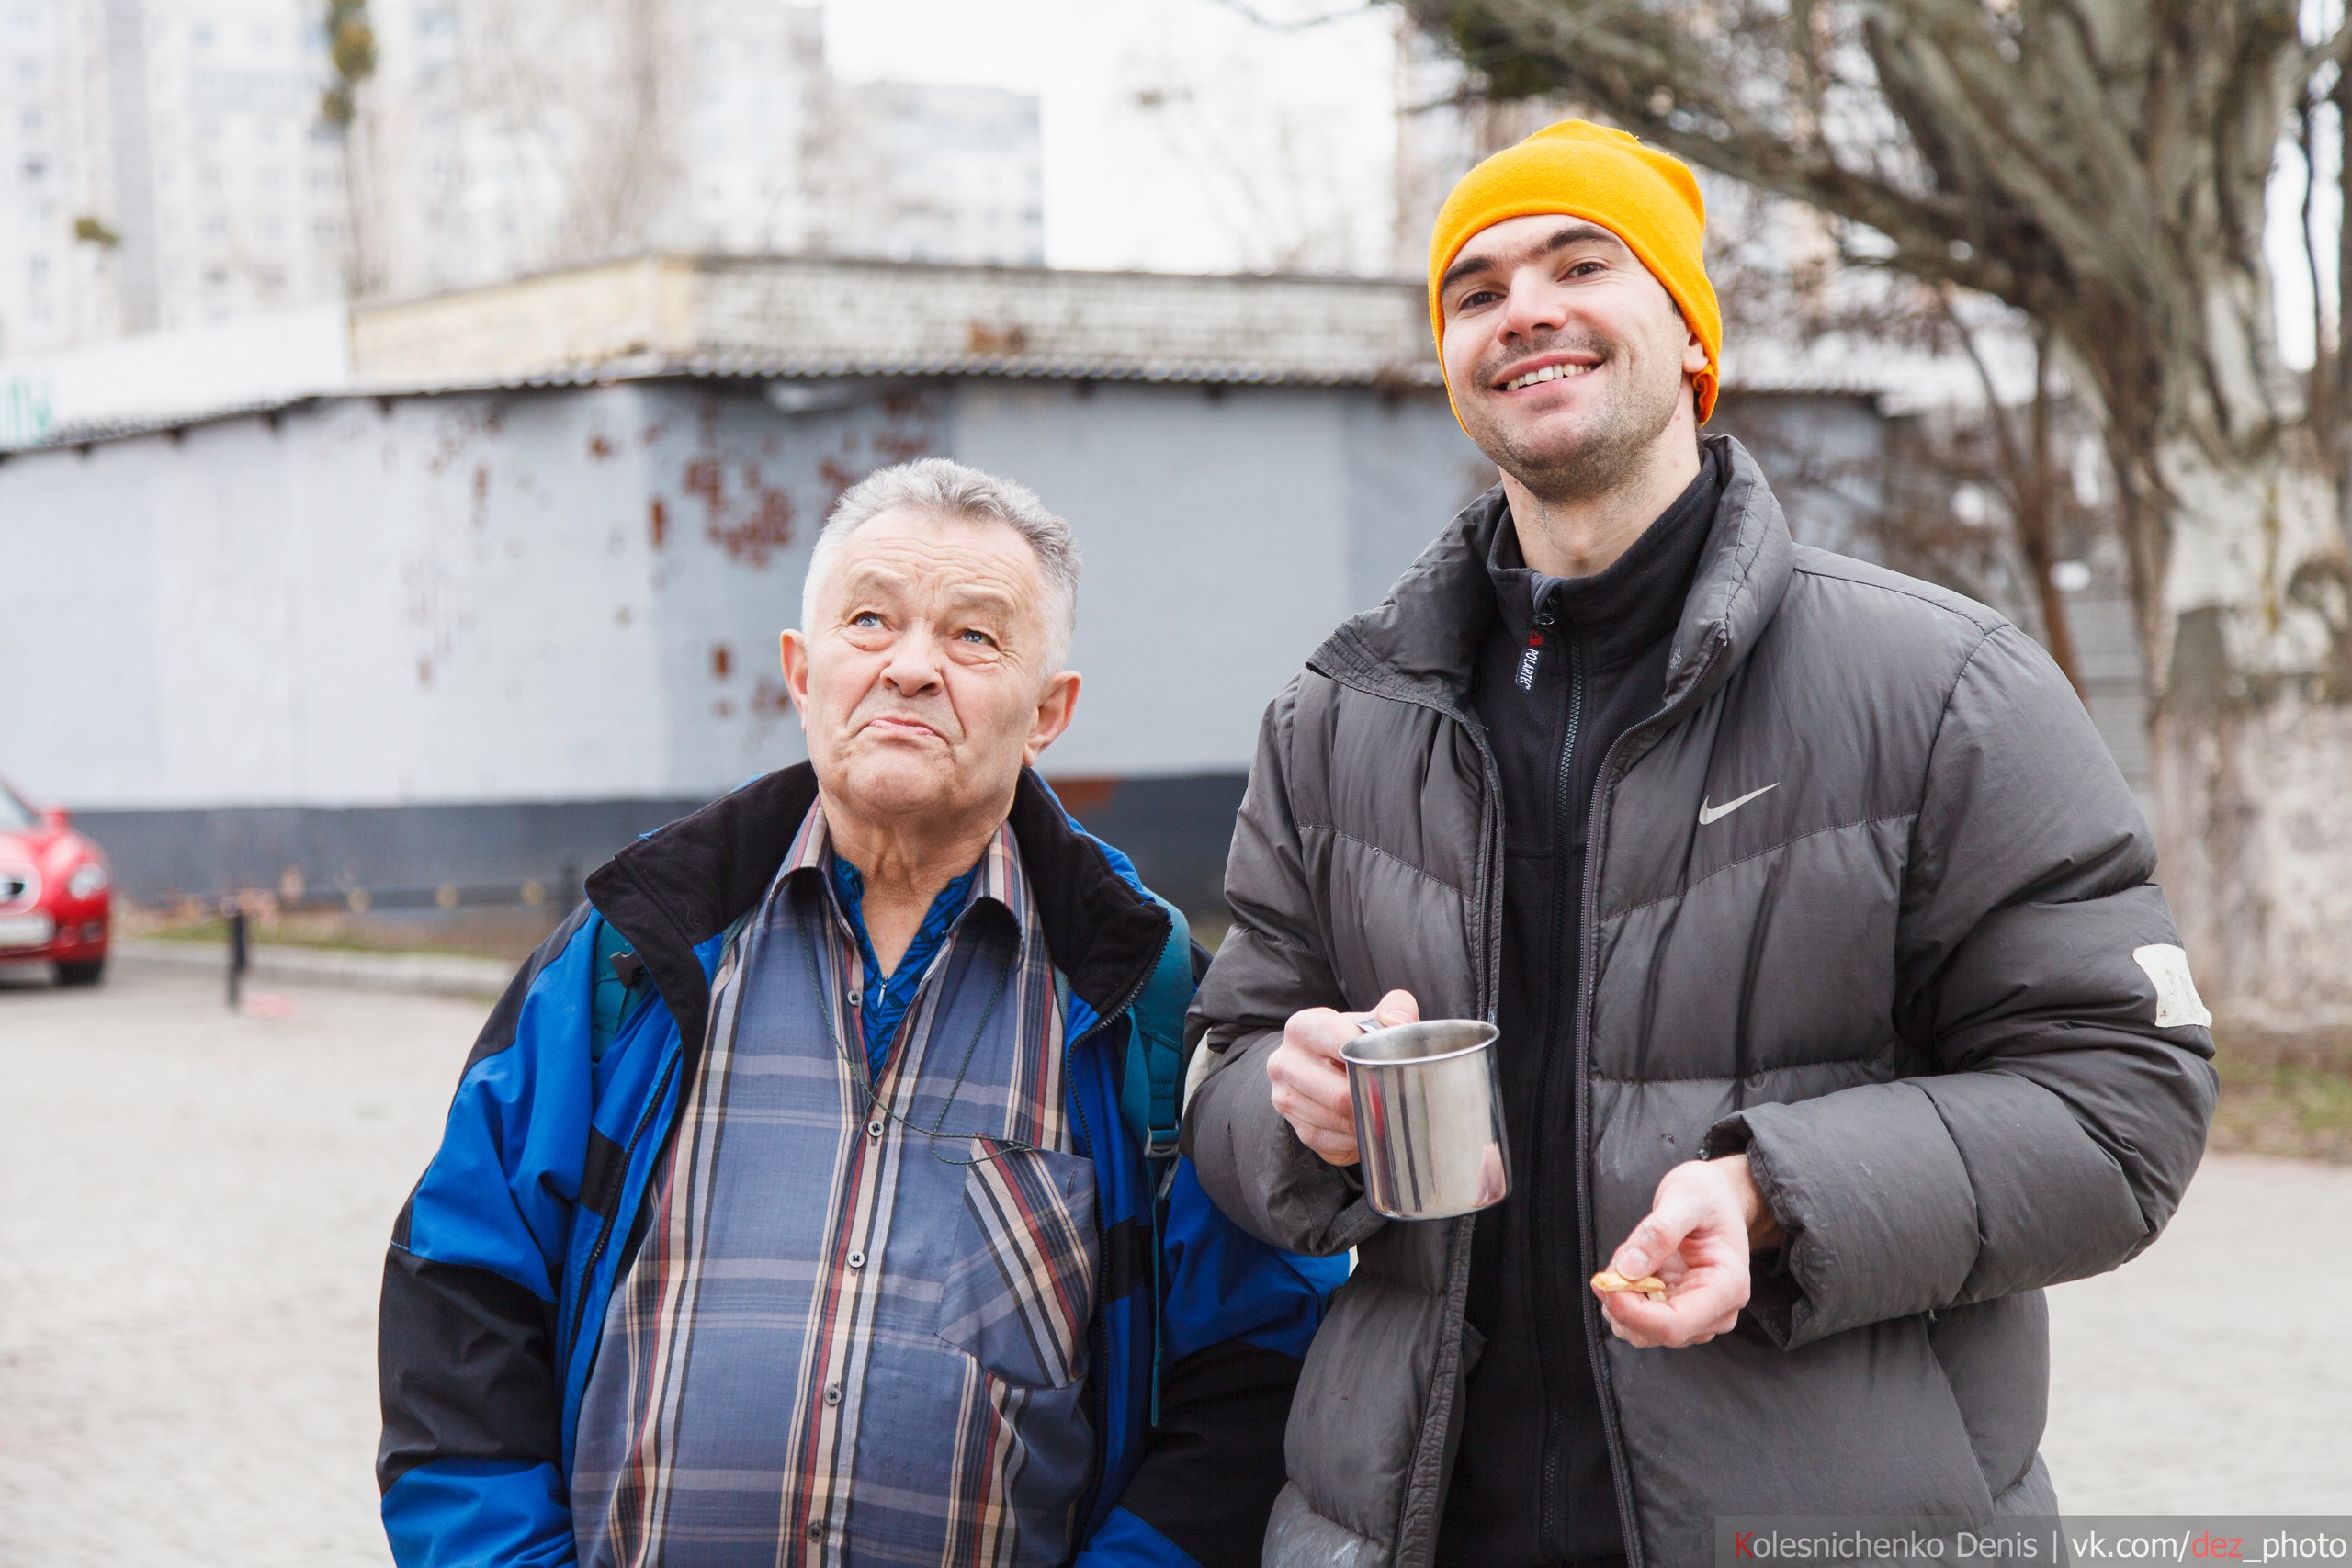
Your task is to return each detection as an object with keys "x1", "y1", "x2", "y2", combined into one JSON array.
[
  {"x1": 1022, "y1": 670, "x2": 1081, "y2": 766},
  {"x1": 1682, "y1": 325, "x2": 1710, "y2": 376},
  {"x1": 779, "y1": 629, "x2": 811, "y2": 720}
]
